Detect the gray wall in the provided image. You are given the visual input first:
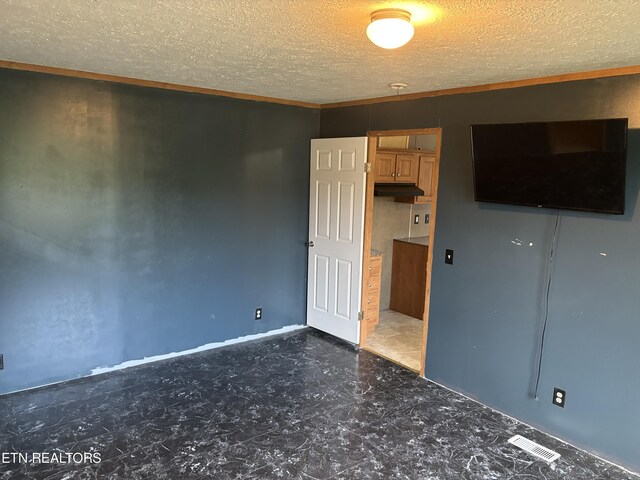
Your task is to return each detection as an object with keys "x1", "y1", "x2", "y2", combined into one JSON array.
[
  {"x1": 0, "y1": 68, "x2": 320, "y2": 394},
  {"x1": 320, "y1": 75, "x2": 640, "y2": 472}
]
